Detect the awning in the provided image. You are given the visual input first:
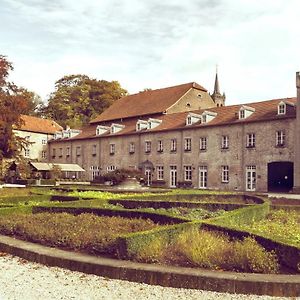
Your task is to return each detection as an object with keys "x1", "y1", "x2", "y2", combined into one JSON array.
[{"x1": 30, "y1": 162, "x2": 85, "y2": 172}]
